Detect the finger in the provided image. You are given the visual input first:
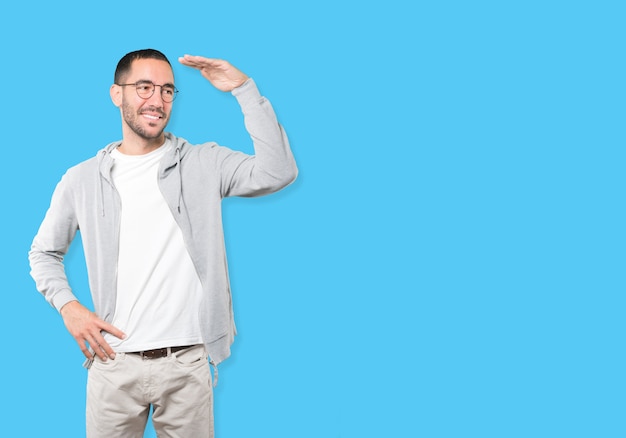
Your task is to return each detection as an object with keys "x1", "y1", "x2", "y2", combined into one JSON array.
[
  {"x1": 179, "y1": 54, "x2": 215, "y2": 63},
  {"x1": 97, "y1": 320, "x2": 126, "y2": 341},
  {"x1": 179, "y1": 60, "x2": 211, "y2": 70},
  {"x1": 178, "y1": 59, "x2": 205, "y2": 70},
  {"x1": 178, "y1": 54, "x2": 204, "y2": 66},
  {"x1": 91, "y1": 331, "x2": 117, "y2": 360},
  {"x1": 87, "y1": 335, "x2": 109, "y2": 361},
  {"x1": 179, "y1": 55, "x2": 222, "y2": 69},
  {"x1": 77, "y1": 339, "x2": 94, "y2": 361}
]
